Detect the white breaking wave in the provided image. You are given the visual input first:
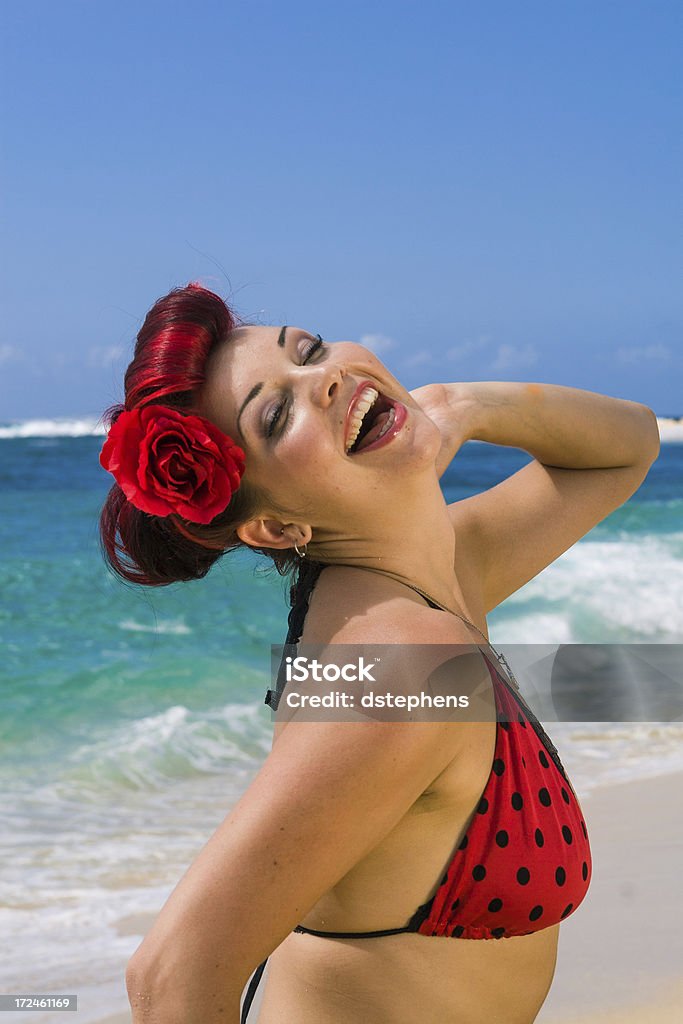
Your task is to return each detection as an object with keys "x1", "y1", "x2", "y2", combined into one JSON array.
[
  {"x1": 0, "y1": 416, "x2": 106, "y2": 438},
  {"x1": 494, "y1": 534, "x2": 683, "y2": 642},
  {"x1": 657, "y1": 417, "x2": 683, "y2": 443},
  {"x1": 57, "y1": 701, "x2": 272, "y2": 794}
]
